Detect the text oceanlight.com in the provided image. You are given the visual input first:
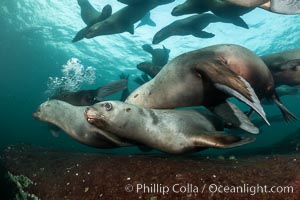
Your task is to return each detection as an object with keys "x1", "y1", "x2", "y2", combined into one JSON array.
[{"x1": 124, "y1": 183, "x2": 294, "y2": 196}]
